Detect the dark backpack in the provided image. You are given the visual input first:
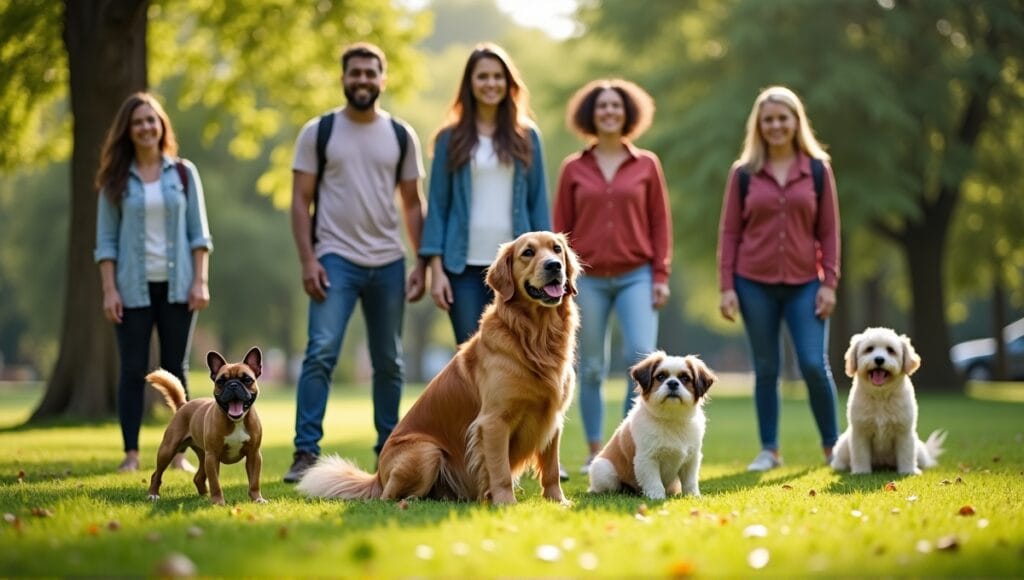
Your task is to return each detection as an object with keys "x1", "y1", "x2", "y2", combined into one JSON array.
[
  {"x1": 174, "y1": 161, "x2": 189, "y2": 197},
  {"x1": 311, "y1": 112, "x2": 409, "y2": 245},
  {"x1": 737, "y1": 157, "x2": 825, "y2": 210}
]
